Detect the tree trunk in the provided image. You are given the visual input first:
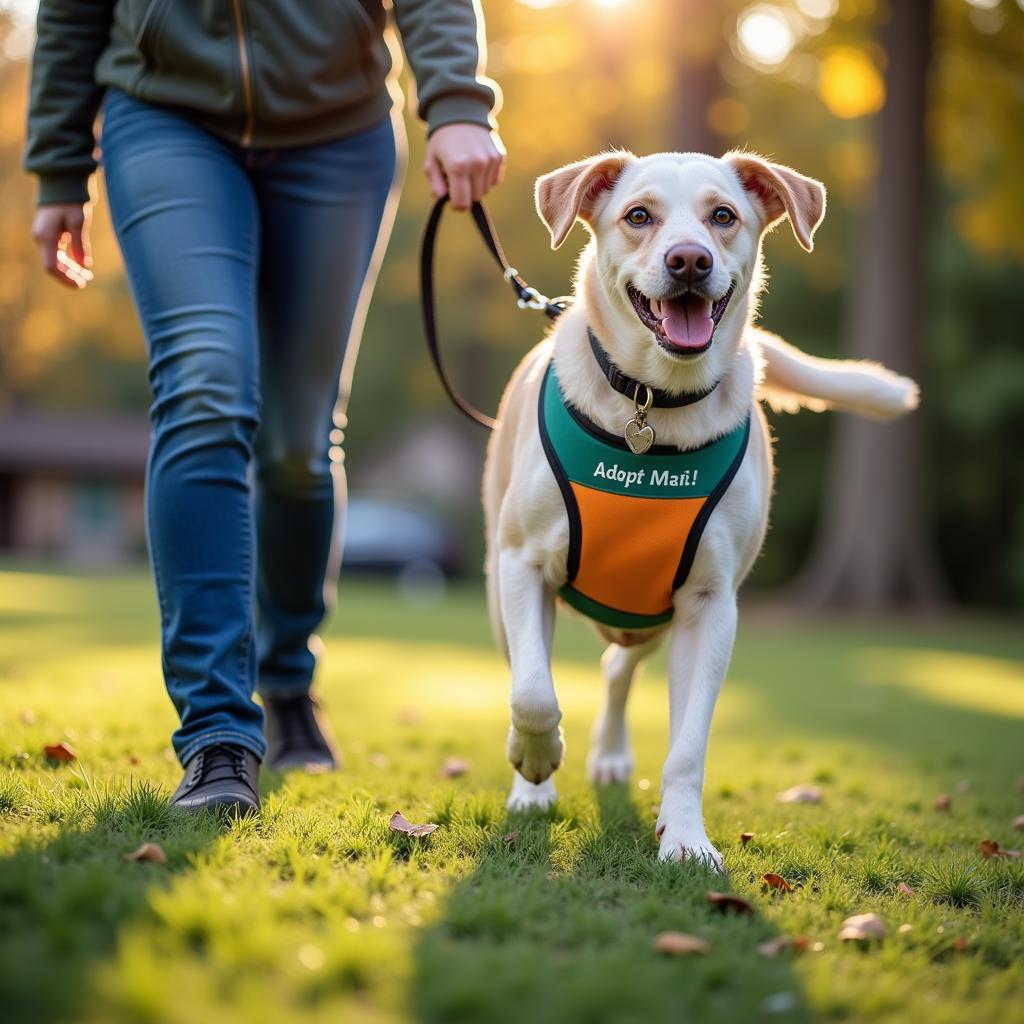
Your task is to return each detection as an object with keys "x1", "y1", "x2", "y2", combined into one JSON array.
[
  {"x1": 795, "y1": 0, "x2": 948, "y2": 609},
  {"x1": 669, "y1": 0, "x2": 725, "y2": 156}
]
